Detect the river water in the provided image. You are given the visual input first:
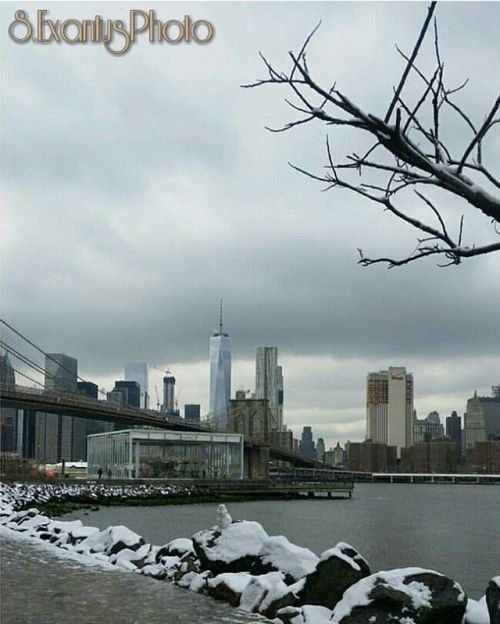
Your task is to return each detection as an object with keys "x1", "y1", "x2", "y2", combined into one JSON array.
[{"x1": 2, "y1": 483, "x2": 499, "y2": 623}]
